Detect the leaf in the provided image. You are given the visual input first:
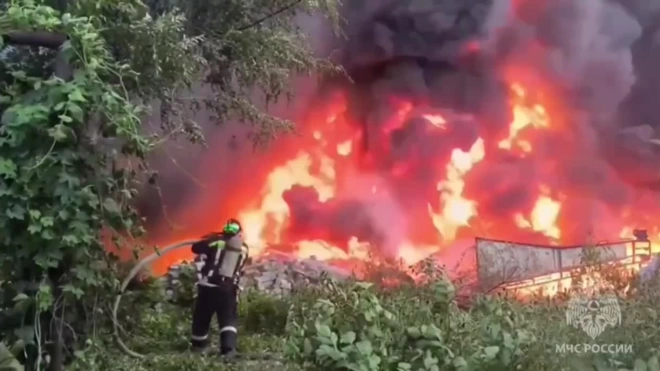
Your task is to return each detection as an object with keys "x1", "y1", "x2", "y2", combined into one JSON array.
[
  {"x1": 9, "y1": 340, "x2": 24, "y2": 356},
  {"x1": 424, "y1": 354, "x2": 438, "y2": 368},
  {"x1": 57, "y1": 210, "x2": 70, "y2": 220},
  {"x1": 483, "y1": 346, "x2": 500, "y2": 359},
  {"x1": 27, "y1": 224, "x2": 42, "y2": 234},
  {"x1": 368, "y1": 325, "x2": 384, "y2": 338},
  {"x1": 67, "y1": 103, "x2": 84, "y2": 123},
  {"x1": 6, "y1": 205, "x2": 25, "y2": 220},
  {"x1": 452, "y1": 356, "x2": 468, "y2": 370},
  {"x1": 58, "y1": 114, "x2": 73, "y2": 123},
  {"x1": 103, "y1": 198, "x2": 120, "y2": 213},
  {"x1": 303, "y1": 338, "x2": 313, "y2": 355},
  {"x1": 82, "y1": 32, "x2": 99, "y2": 40},
  {"x1": 13, "y1": 326, "x2": 34, "y2": 345},
  {"x1": 47, "y1": 125, "x2": 68, "y2": 141},
  {"x1": 62, "y1": 234, "x2": 80, "y2": 245},
  {"x1": 502, "y1": 332, "x2": 514, "y2": 349},
  {"x1": 0, "y1": 158, "x2": 17, "y2": 178},
  {"x1": 11, "y1": 71, "x2": 26, "y2": 79},
  {"x1": 338, "y1": 331, "x2": 356, "y2": 345},
  {"x1": 40, "y1": 216, "x2": 54, "y2": 227},
  {"x1": 635, "y1": 359, "x2": 649, "y2": 371},
  {"x1": 422, "y1": 324, "x2": 442, "y2": 340},
  {"x1": 62, "y1": 284, "x2": 85, "y2": 298},
  {"x1": 406, "y1": 327, "x2": 421, "y2": 339},
  {"x1": 648, "y1": 357, "x2": 660, "y2": 371},
  {"x1": 12, "y1": 296, "x2": 30, "y2": 313},
  {"x1": 368, "y1": 354, "x2": 381, "y2": 369},
  {"x1": 12, "y1": 293, "x2": 28, "y2": 302},
  {"x1": 330, "y1": 332, "x2": 338, "y2": 346},
  {"x1": 354, "y1": 282, "x2": 373, "y2": 290},
  {"x1": 355, "y1": 340, "x2": 372, "y2": 356},
  {"x1": 0, "y1": 342, "x2": 23, "y2": 371},
  {"x1": 41, "y1": 229, "x2": 55, "y2": 240},
  {"x1": 68, "y1": 89, "x2": 86, "y2": 103},
  {"x1": 315, "y1": 322, "x2": 333, "y2": 338},
  {"x1": 315, "y1": 344, "x2": 345, "y2": 361}
]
